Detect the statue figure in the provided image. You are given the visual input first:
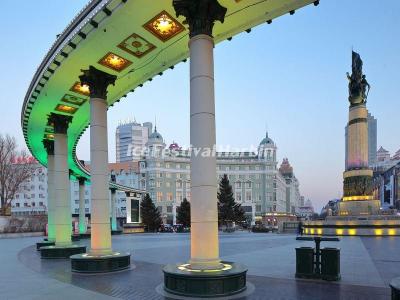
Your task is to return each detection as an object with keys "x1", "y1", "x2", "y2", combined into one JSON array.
[{"x1": 346, "y1": 51, "x2": 371, "y2": 106}]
